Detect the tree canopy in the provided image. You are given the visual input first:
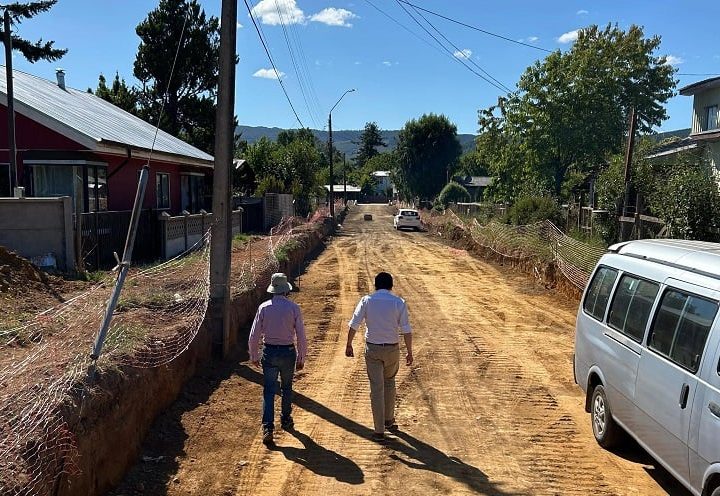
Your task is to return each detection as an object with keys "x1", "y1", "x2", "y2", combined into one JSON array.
[
  {"x1": 134, "y1": 0, "x2": 219, "y2": 153},
  {"x1": 479, "y1": 24, "x2": 676, "y2": 200},
  {"x1": 394, "y1": 113, "x2": 462, "y2": 201},
  {"x1": 0, "y1": 1, "x2": 66, "y2": 62}
]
